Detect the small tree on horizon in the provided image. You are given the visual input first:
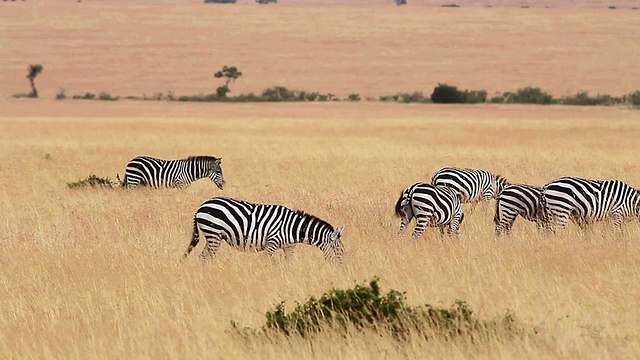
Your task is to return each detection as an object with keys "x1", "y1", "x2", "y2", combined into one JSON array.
[
  {"x1": 27, "y1": 64, "x2": 43, "y2": 98},
  {"x1": 214, "y1": 65, "x2": 243, "y2": 97}
]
